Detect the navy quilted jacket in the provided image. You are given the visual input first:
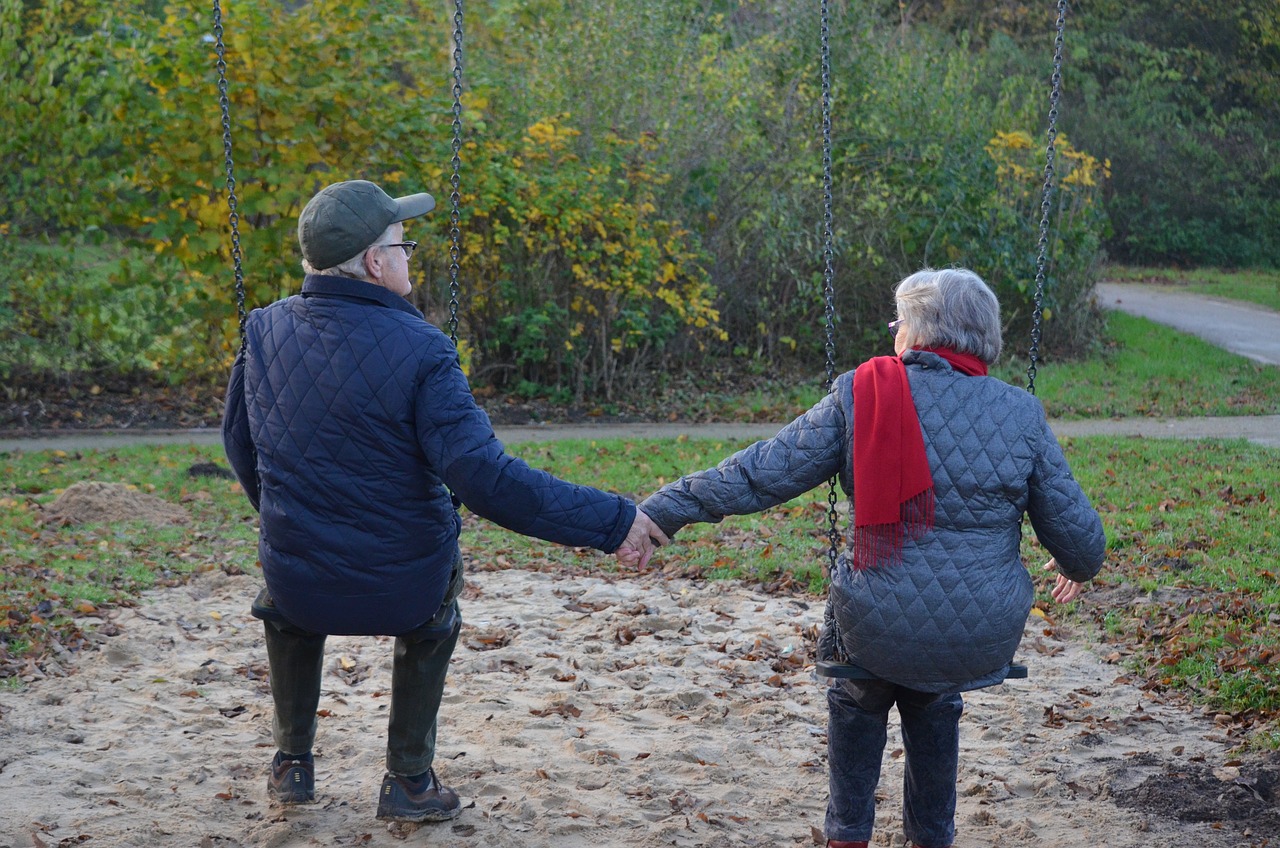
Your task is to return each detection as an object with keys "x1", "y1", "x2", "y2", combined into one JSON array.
[
  {"x1": 223, "y1": 275, "x2": 635, "y2": 636},
  {"x1": 640, "y1": 349, "x2": 1105, "y2": 693}
]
